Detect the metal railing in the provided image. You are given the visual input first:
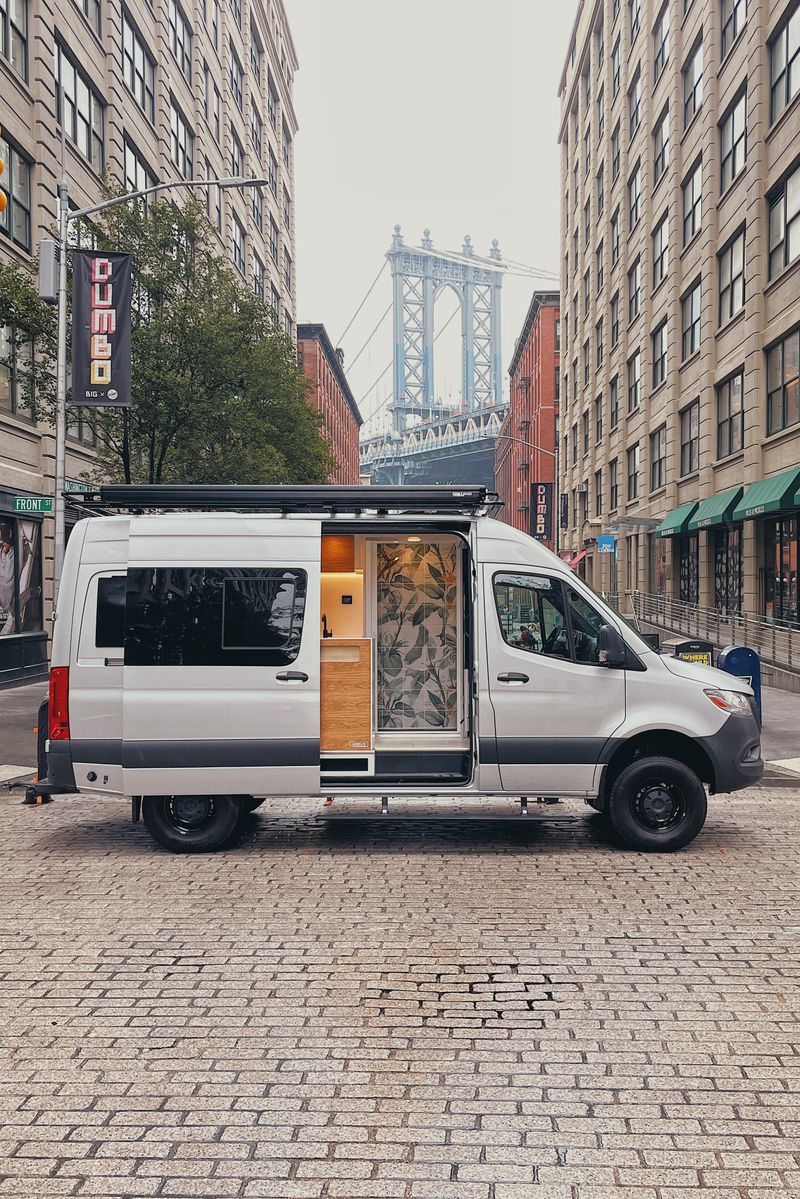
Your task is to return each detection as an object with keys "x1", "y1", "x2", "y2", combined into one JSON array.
[{"x1": 620, "y1": 591, "x2": 800, "y2": 672}]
